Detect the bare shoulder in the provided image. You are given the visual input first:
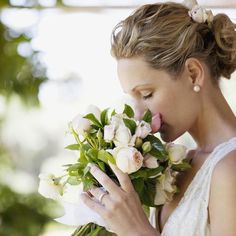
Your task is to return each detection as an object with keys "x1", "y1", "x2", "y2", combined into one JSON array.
[
  {"x1": 211, "y1": 148, "x2": 236, "y2": 194},
  {"x1": 212, "y1": 149, "x2": 236, "y2": 177},
  {"x1": 209, "y1": 149, "x2": 236, "y2": 236}
]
